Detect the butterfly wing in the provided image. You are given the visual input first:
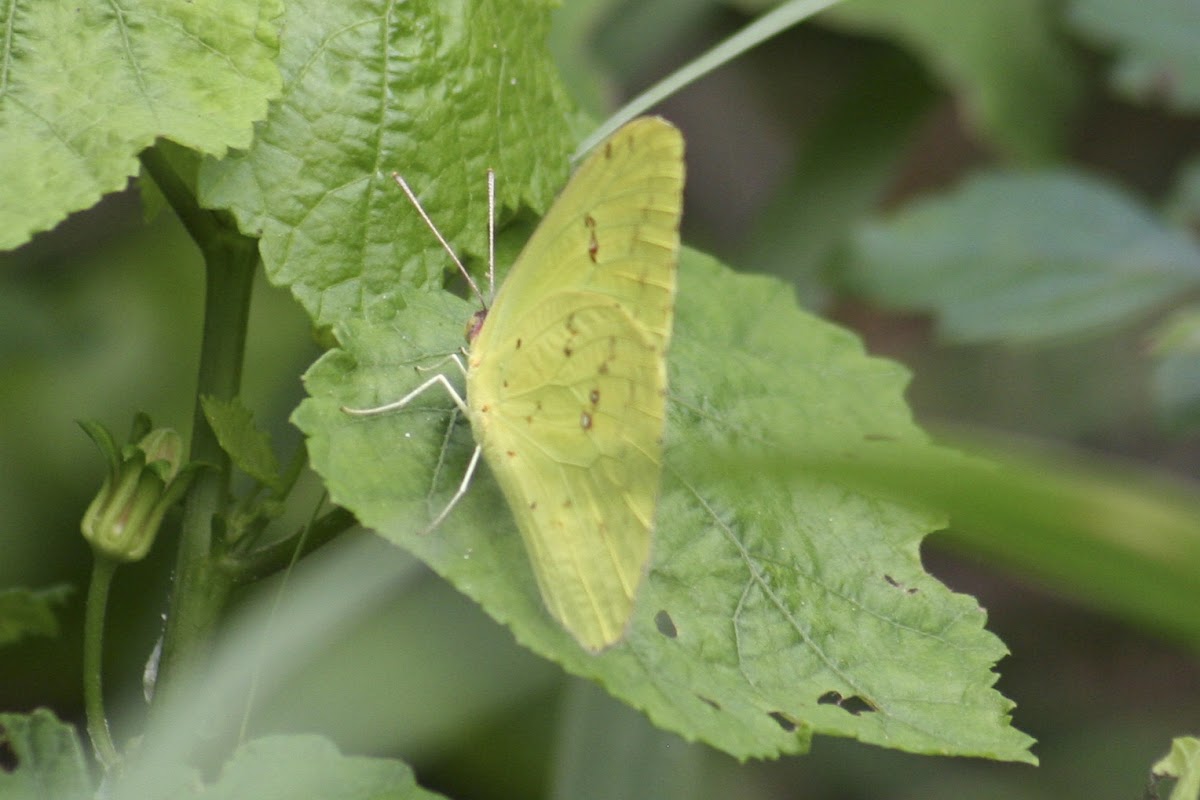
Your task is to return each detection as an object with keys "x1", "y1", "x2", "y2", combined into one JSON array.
[{"x1": 466, "y1": 117, "x2": 684, "y2": 650}]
